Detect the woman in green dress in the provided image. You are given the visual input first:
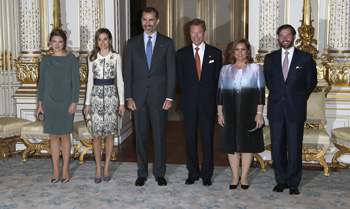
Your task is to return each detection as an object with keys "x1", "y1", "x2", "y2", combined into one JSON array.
[{"x1": 36, "y1": 29, "x2": 80, "y2": 183}]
